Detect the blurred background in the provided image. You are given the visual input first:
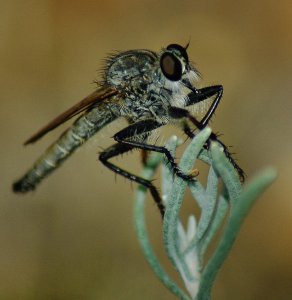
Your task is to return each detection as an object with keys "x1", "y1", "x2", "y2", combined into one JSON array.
[{"x1": 1, "y1": 0, "x2": 291, "y2": 299}]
